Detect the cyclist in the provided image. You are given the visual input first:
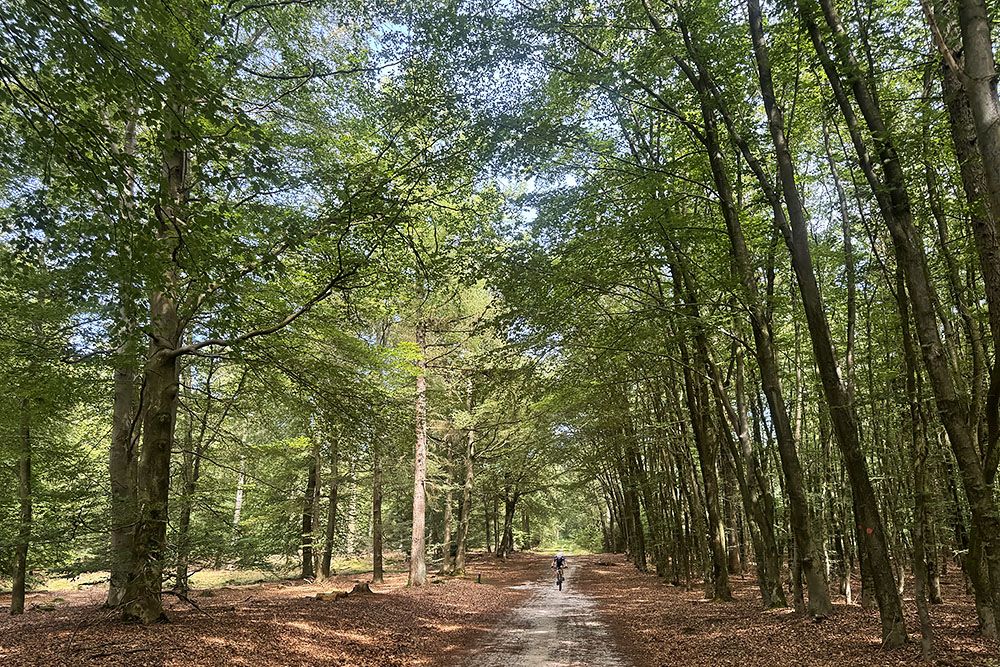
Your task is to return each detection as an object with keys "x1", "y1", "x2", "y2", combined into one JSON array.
[{"x1": 552, "y1": 551, "x2": 567, "y2": 589}]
